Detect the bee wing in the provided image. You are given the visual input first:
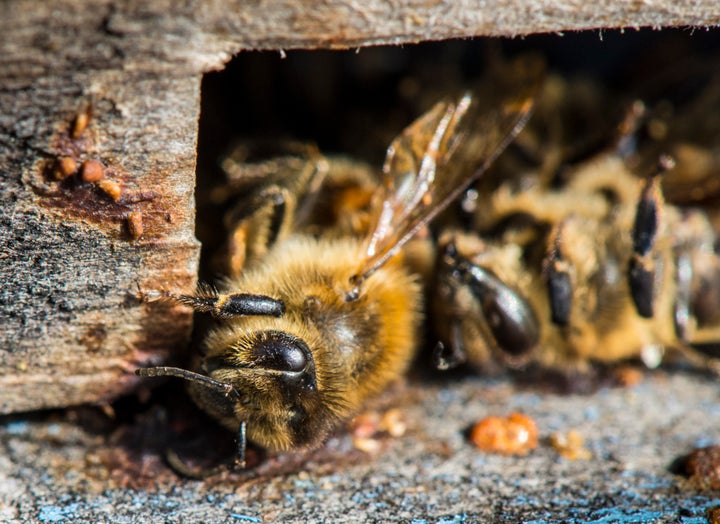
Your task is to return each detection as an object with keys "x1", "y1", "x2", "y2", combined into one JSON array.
[{"x1": 354, "y1": 55, "x2": 545, "y2": 284}]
